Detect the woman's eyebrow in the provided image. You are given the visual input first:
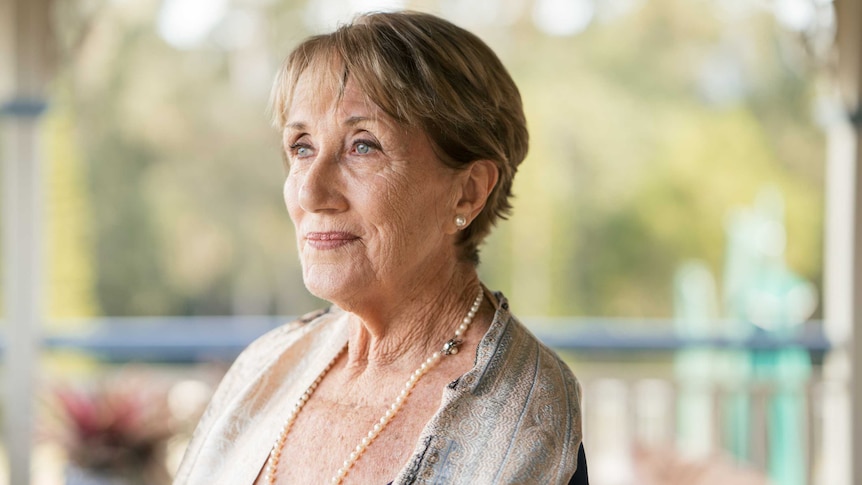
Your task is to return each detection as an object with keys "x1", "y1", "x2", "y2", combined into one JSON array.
[{"x1": 344, "y1": 116, "x2": 373, "y2": 126}]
